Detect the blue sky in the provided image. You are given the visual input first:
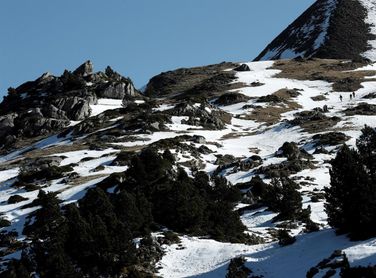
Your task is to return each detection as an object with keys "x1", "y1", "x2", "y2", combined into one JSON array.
[{"x1": 0, "y1": 0, "x2": 314, "y2": 98}]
